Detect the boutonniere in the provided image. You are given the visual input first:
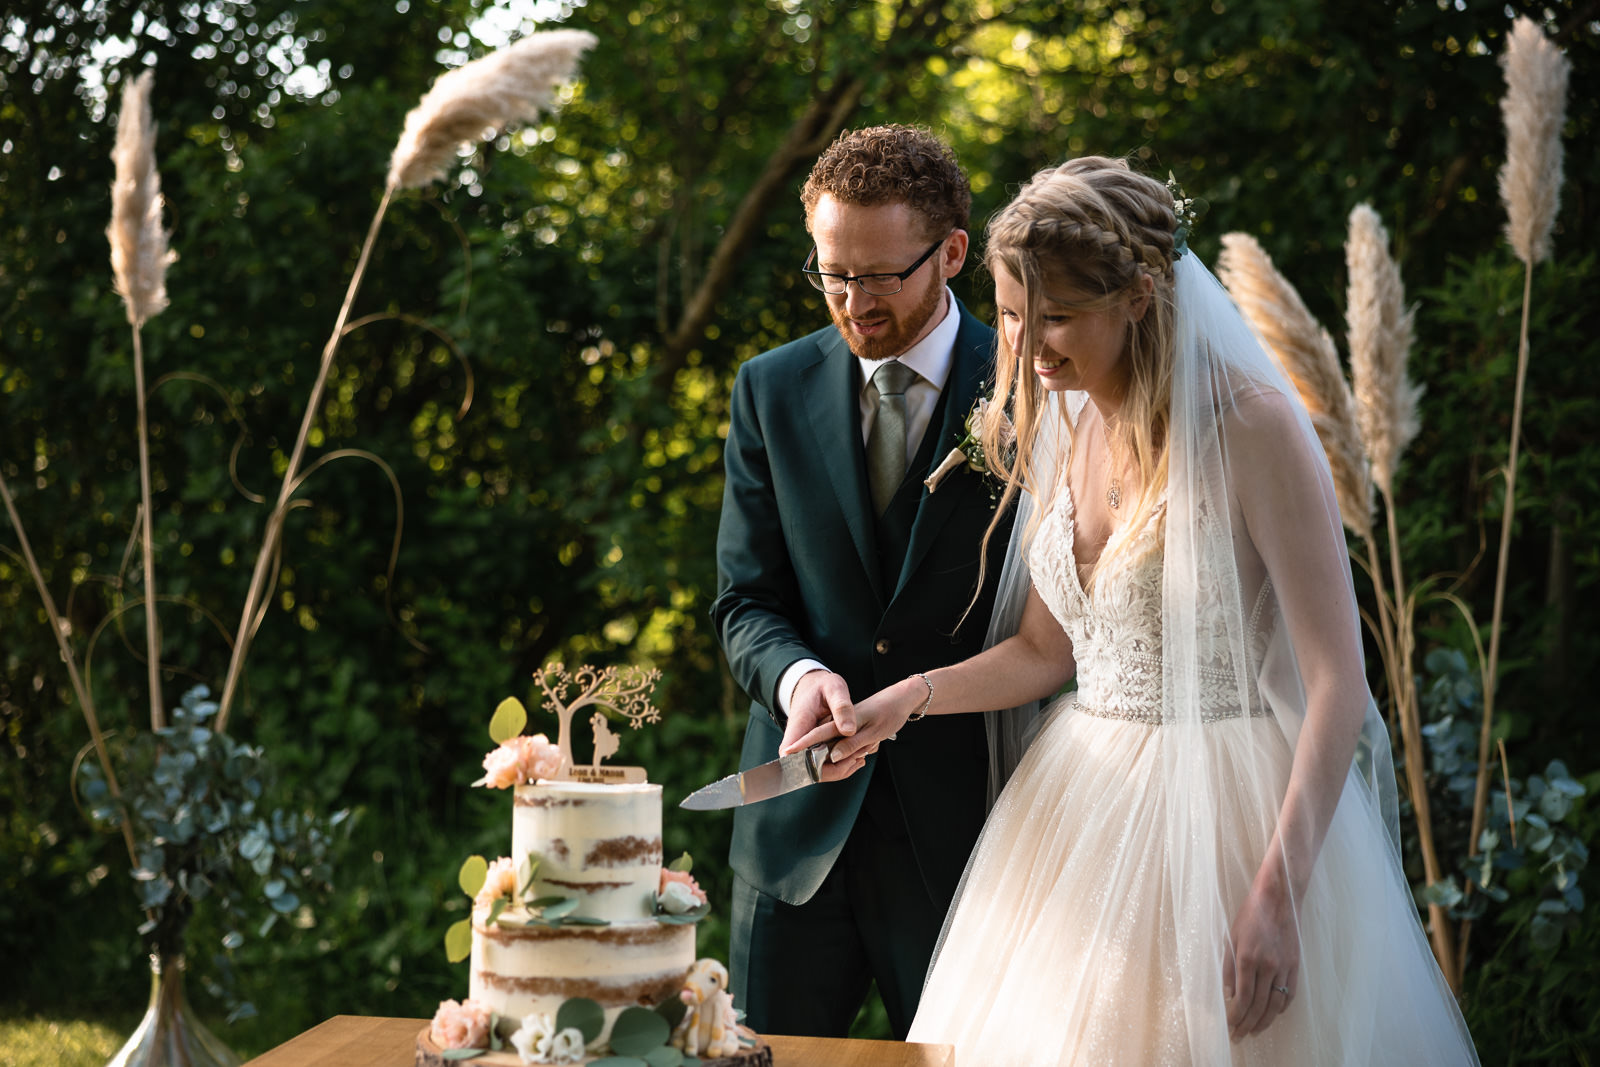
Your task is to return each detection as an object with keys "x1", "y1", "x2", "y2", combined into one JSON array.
[{"x1": 925, "y1": 395, "x2": 1012, "y2": 498}]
